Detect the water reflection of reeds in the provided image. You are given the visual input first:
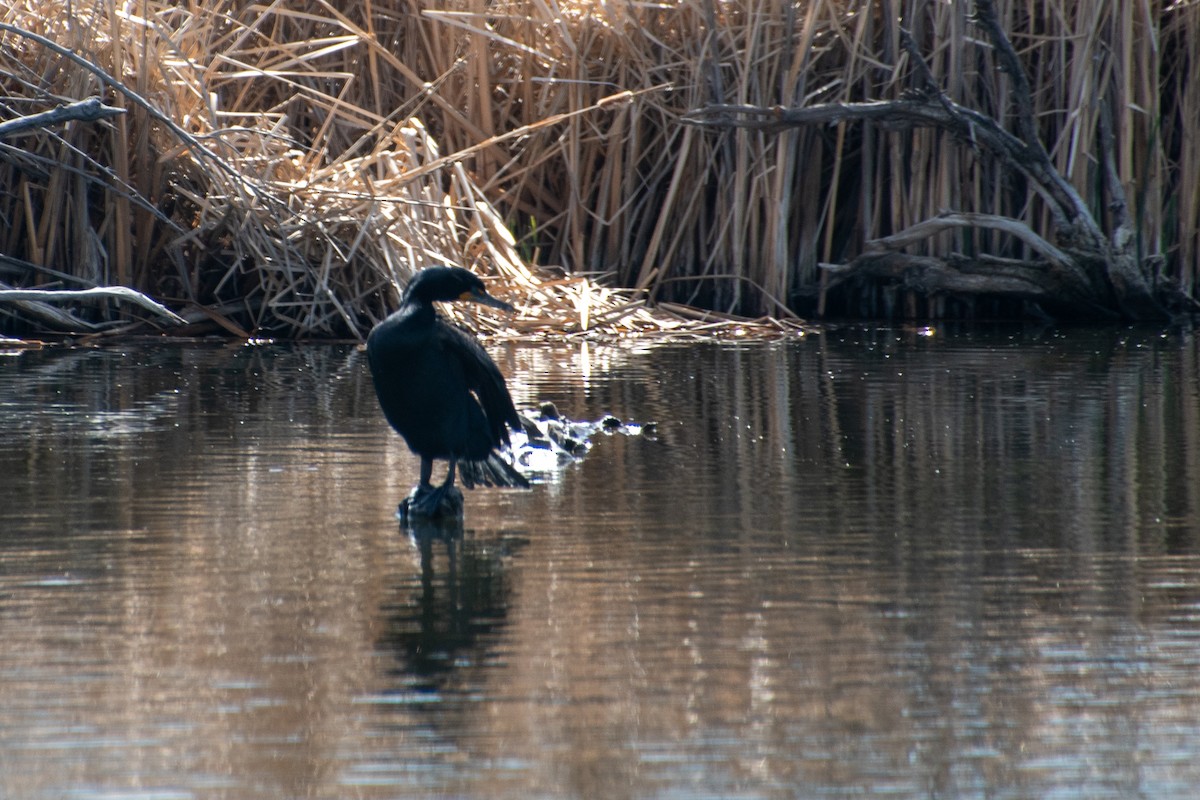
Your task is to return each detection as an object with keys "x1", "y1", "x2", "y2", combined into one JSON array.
[{"x1": 484, "y1": 331, "x2": 1200, "y2": 796}]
